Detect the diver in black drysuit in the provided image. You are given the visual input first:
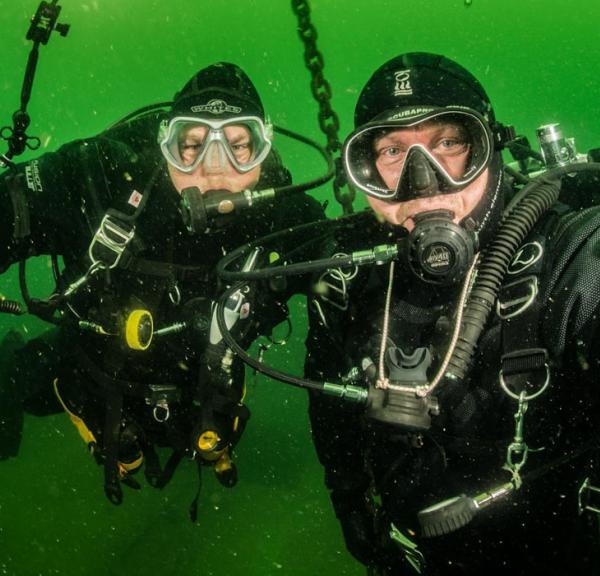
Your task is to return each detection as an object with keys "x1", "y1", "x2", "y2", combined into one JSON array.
[
  {"x1": 304, "y1": 53, "x2": 600, "y2": 575},
  {"x1": 0, "y1": 62, "x2": 324, "y2": 507}
]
